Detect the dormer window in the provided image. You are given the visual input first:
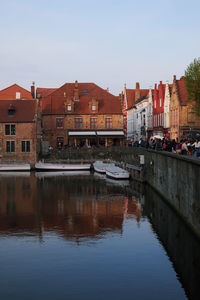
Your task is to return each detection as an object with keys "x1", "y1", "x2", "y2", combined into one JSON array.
[
  {"x1": 92, "y1": 105, "x2": 96, "y2": 111},
  {"x1": 8, "y1": 104, "x2": 15, "y2": 116},
  {"x1": 67, "y1": 105, "x2": 71, "y2": 111}
]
